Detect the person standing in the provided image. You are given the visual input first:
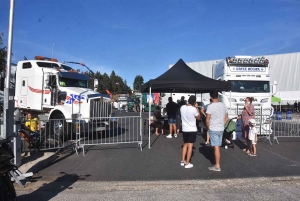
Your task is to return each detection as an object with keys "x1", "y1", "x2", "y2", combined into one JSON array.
[
  {"x1": 180, "y1": 95, "x2": 201, "y2": 168},
  {"x1": 24, "y1": 112, "x2": 40, "y2": 132},
  {"x1": 176, "y1": 96, "x2": 187, "y2": 134},
  {"x1": 178, "y1": 96, "x2": 186, "y2": 108},
  {"x1": 248, "y1": 119, "x2": 258, "y2": 156},
  {"x1": 201, "y1": 99, "x2": 212, "y2": 145},
  {"x1": 241, "y1": 97, "x2": 255, "y2": 154},
  {"x1": 206, "y1": 90, "x2": 228, "y2": 171},
  {"x1": 166, "y1": 97, "x2": 178, "y2": 138},
  {"x1": 118, "y1": 101, "x2": 122, "y2": 113}
]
